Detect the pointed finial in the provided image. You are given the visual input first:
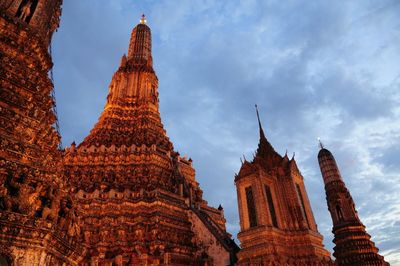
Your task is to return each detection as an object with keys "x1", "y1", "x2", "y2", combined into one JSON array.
[
  {"x1": 255, "y1": 104, "x2": 267, "y2": 139},
  {"x1": 283, "y1": 149, "x2": 289, "y2": 159},
  {"x1": 318, "y1": 137, "x2": 324, "y2": 149},
  {"x1": 140, "y1": 14, "x2": 147, "y2": 24},
  {"x1": 283, "y1": 150, "x2": 289, "y2": 161},
  {"x1": 255, "y1": 104, "x2": 262, "y2": 129}
]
